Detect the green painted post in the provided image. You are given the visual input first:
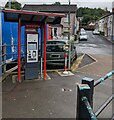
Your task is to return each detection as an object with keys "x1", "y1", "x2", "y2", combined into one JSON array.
[
  {"x1": 76, "y1": 84, "x2": 92, "y2": 119},
  {"x1": 82, "y1": 77, "x2": 94, "y2": 108}
]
